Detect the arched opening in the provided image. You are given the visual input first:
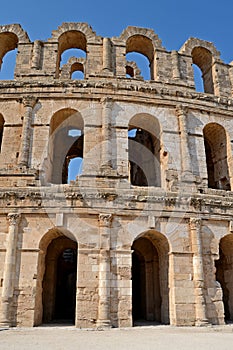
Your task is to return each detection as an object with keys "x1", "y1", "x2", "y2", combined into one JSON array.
[
  {"x1": 132, "y1": 231, "x2": 170, "y2": 325},
  {"x1": 126, "y1": 52, "x2": 150, "y2": 80},
  {"x1": 128, "y1": 114, "x2": 161, "y2": 187},
  {"x1": 0, "y1": 49, "x2": 17, "y2": 80},
  {"x1": 42, "y1": 234, "x2": 77, "y2": 324},
  {"x1": 0, "y1": 114, "x2": 5, "y2": 151},
  {"x1": 126, "y1": 35, "x2": 154, "y2": 80},
  {"x1": 57, "y1": 31, "x2": 87, "y2": 78},
  {"x1": 203, "y1": 123, "x2": 231, "y2": 190},
  {"x1": 191, "y1": 47, "x2": 214, "y2": 94},
  {"x1": 192, "y1": 63, "x2": 204, "y2": 92},
  {"x1": 126, "y1": 64, "x2": 134, "y2": 78},
  {"x1": 68, "y1": 156, "x2": 83, "y2": 182},
  {"x1": 71, "y1": 62, "x2": 84, "y2": 79},
  {"x1": 61, "y1": 49, "x2": 86, "y2": 79},
  {"x1": 48, "y1": 109, "x2": 84, "y2": 184},
  {"x1": 61, "y1": 48, "x2": 86, "y2": 64},
  {"x1": 0, "y1": 32, "x2": 18, "y2": 80},
  {"x1": 215, "y1": 234, "x2": 233, "y2": 322}
]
